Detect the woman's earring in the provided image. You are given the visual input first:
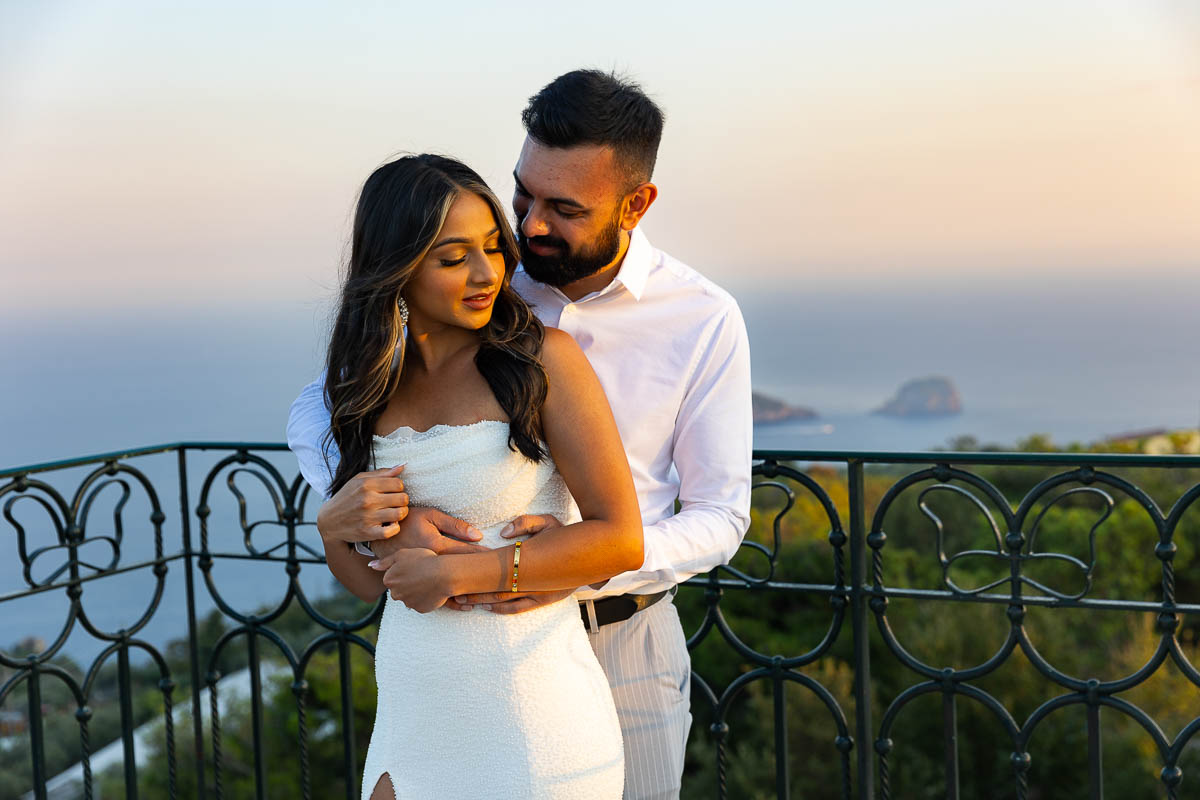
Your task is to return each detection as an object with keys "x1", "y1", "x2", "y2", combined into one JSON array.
[{"x1": 388, "y1": 296, "x2": 410, "y2": 387}]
